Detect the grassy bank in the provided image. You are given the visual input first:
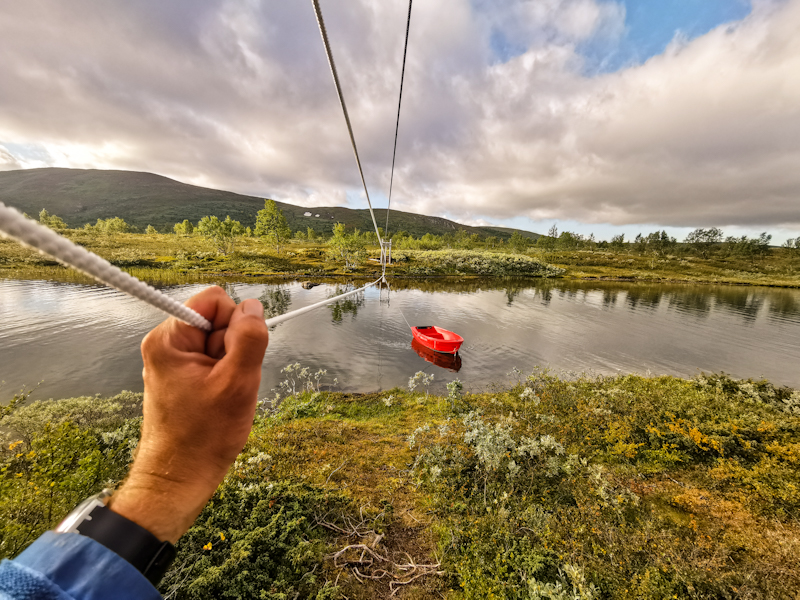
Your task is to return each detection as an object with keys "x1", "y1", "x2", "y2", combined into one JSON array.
[
  {"x1": 546, "y1": 249, "x2": 800, "y2": 288},
  {"x1": 0, "y1": 232, "x2": 561, "y2": 282},
  {"x1": 2, "y1": 372, "x2": 799, "y2": 598},
  {"x1": 3, "y1": 231, "x2": 800, "y2": 287}
]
